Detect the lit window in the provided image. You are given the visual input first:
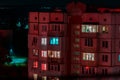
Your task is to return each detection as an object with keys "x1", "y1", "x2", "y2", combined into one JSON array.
[
  {"x1": 48, "y1": 50, "x2": 60, "y2": 58},
  {"x1": 56, "y1": 51, "x2": 60, "y2": 58},
  {"x1": 48, "y1": 50, "x2": 53, "y2": 58},
  {"x1": 33, "y1": 49, "x2": 38, "y2": 56},
  {"x1": 41, "y1": 63, "x2": 47, "y2": 70},
  {"x1": 118, "y1": 55, "x2": 120, "y2": 62},
  {"x1": 41, "y1": 38, "x2": 47, "y2": 45},
  {"x1": 50, "y1": 37, "x2": 59, "y2": 45},
  {"x1": 54, "y1": 51, "x2": 60, "y2": 58},
  {"x1": 83, "y1": 53, "x2": 95, "y2": 61},
  {"x1": 33, "y1": 74, "x2": 38, "y2": 80},
  {"x1": 42, "y1": 76, "x2": 47, "y2": 80},
  {"x1": 82, "y1": 25, "x2": 98, "y2": 33},
  {"x1": 41, "y1": 50, "x2": 47, "y2": 57},
  {"x1": 33, "y1": 61, "x2": 38, "y2": 68},
  {"x1": 102, "y1": 26, "x2": 108, "y2": 33}
]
